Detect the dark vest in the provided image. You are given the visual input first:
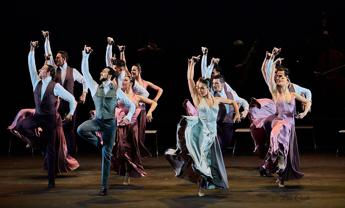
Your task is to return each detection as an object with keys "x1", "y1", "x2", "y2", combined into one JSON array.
[
  {"x1": 93, "y1": 83, "x2": 117, "y2": 120},
  {"x1": 34, "y1": 80, "x2": 57, "y2": 115},
  {"x1": 215, "y1": 86, "x2": 235, "y2": 124},
  {"x1": 57, "y1": 66, "x2": 75, "y2": 116}
]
